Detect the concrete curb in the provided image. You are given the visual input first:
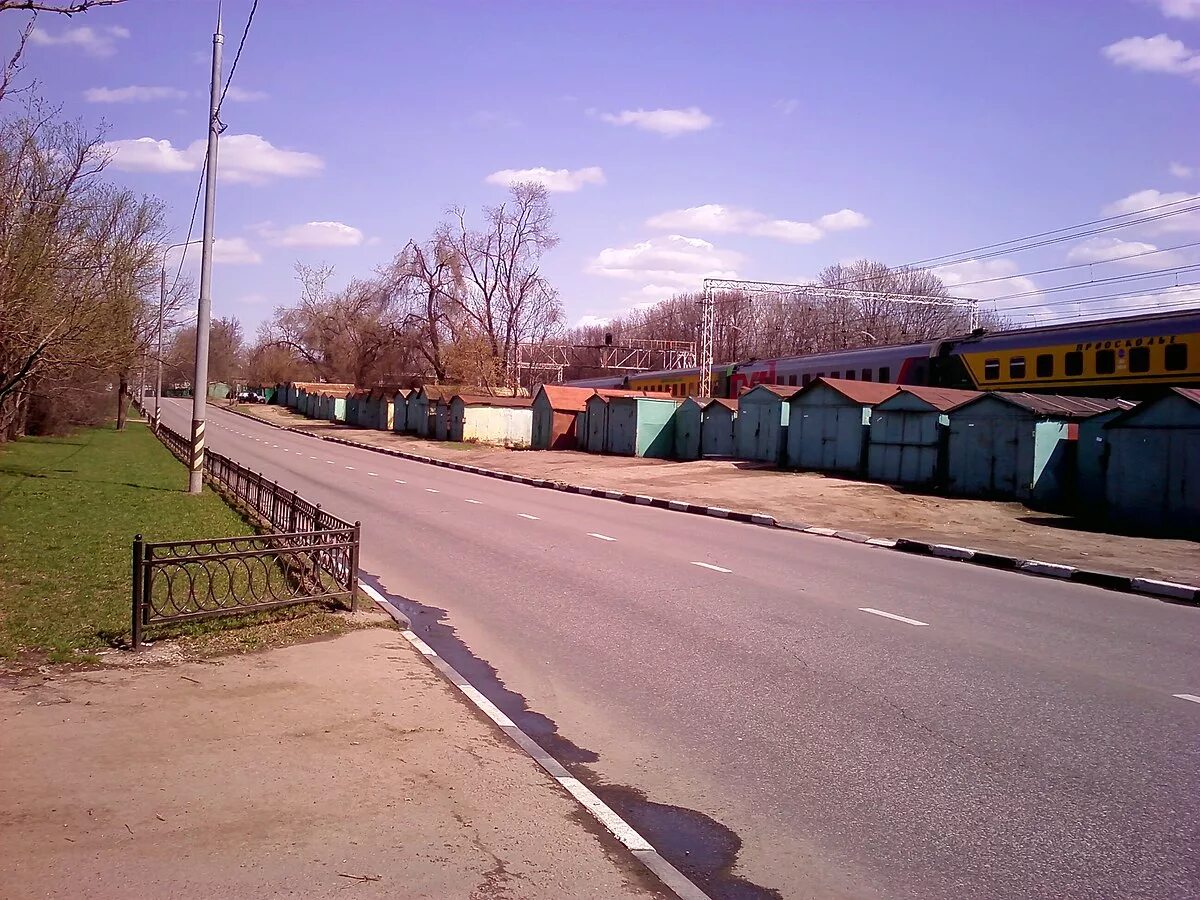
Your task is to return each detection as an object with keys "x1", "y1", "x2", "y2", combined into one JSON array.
[
  {"x1": 222, "y1": 404, "x2": 1200, "y2": 607},
  {"x1": 358, "y1": 580, "x2": 710, "y2": 900}
]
